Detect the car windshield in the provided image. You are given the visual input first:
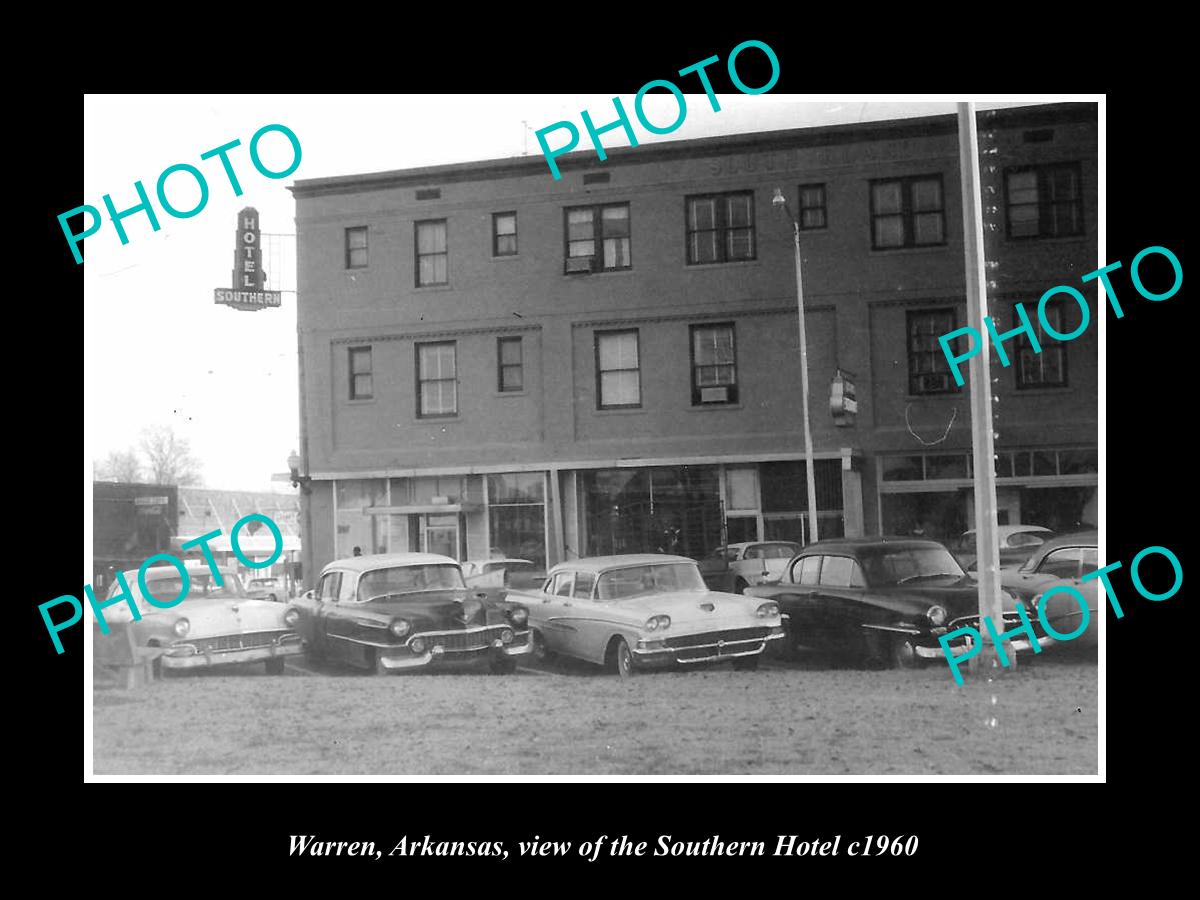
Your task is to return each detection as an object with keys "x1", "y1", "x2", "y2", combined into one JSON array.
[
  {"x1": 595, "y1": 563, "x2": 707, "y2": 600},
  {"x1": 358, "y1": 564, "x2": 466, "y2": 600},
  {"x1": 745, "y1": 543, "x2": 800, "y2": 560},
  {"x1": 863, "y1": 547, "x2": 965, "y2": 586},
  {"x1": 116, "y1": 570, "x2": 247, "y2": 607}
]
